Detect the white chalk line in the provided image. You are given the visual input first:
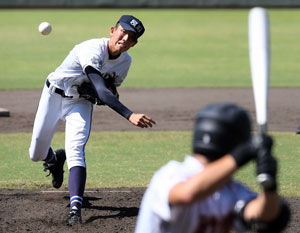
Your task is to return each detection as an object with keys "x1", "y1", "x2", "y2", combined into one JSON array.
[{"x1": 41, "y1": 190, "x2": 132, "y2": 193}]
